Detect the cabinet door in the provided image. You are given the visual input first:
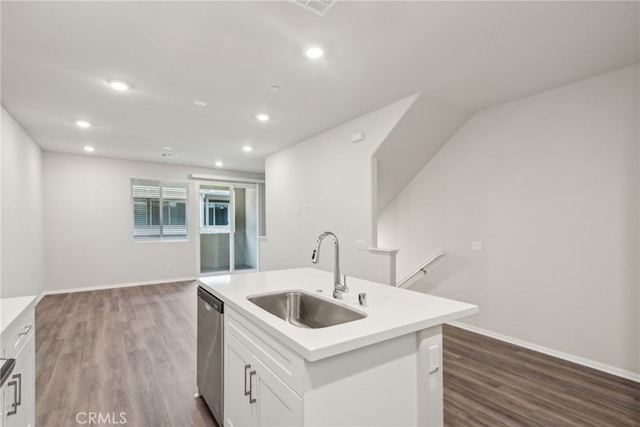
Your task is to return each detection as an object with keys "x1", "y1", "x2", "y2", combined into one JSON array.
[
  {"x1": 225, "y1": 332, "x2": 259, "y2": 427},
  {"x1": 0, "y1": 387, "x2": 5, "y2": 427},
  {"x1": 226, "y1": 330, "x2": 303, "y2": 427},
  {"x1": 256, "y1": 366, "x2": 303, "y2": 427},
  {"x1": 4, "y1": 335, "x2": 33, "y2": 427}
]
